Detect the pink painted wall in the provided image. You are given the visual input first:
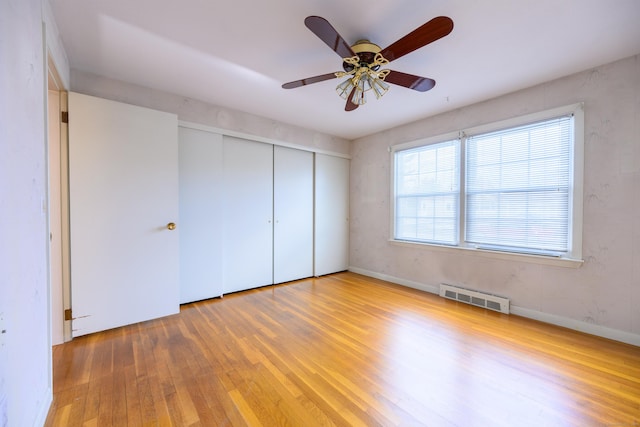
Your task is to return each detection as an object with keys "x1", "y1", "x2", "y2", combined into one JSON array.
[
  {"x1": 0, "y1": 0, "x2": 63, "y2": 424},
  {"x1": 350, "y1": 55, "x2": 640, "y2": 345},
  {"x1": 70, "y1": 70, "x2": 351, "y2": 156}
]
